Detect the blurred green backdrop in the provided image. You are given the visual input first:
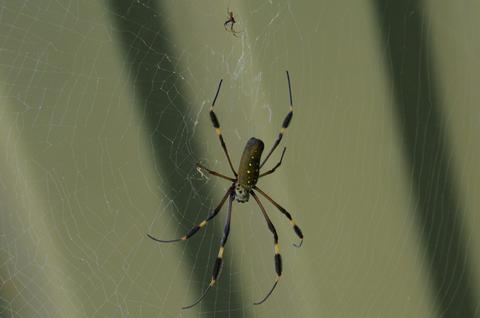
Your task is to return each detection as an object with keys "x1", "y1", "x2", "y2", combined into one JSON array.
[{"x1": 1, "y1": 0, "x2": 479, "y2": 317}]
